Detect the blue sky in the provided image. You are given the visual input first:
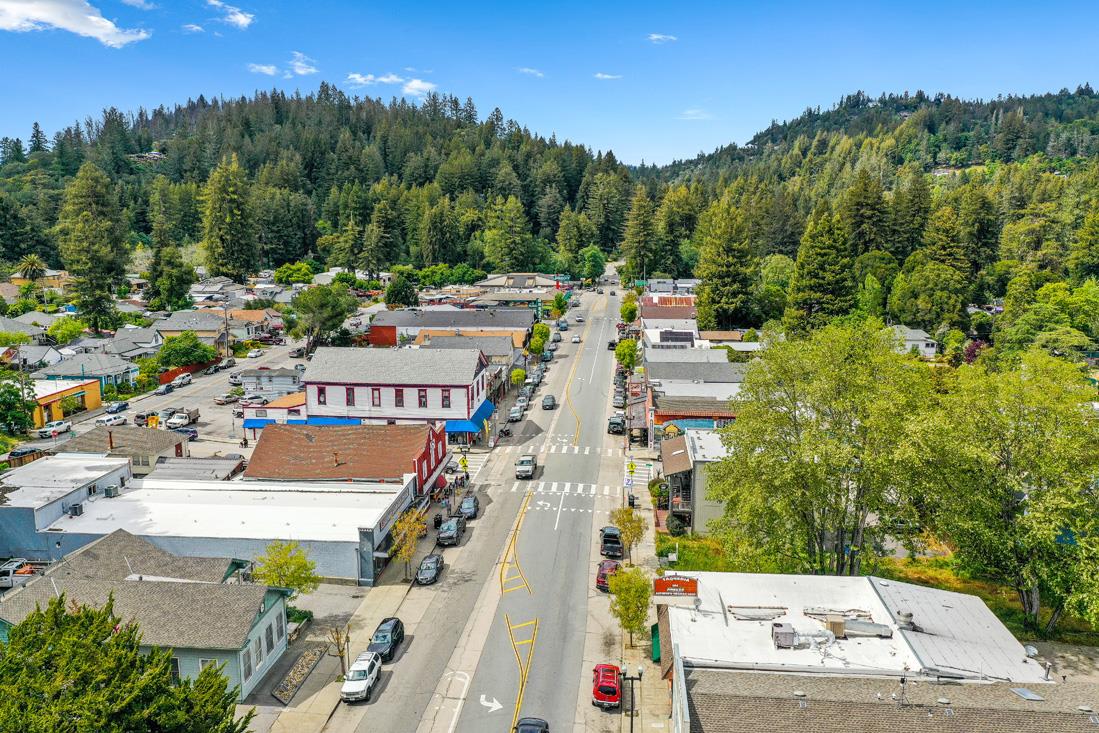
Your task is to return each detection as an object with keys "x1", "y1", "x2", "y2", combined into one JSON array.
[{"x1": 1, "y1": 0, "x2": 1098, "y2": 164}]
